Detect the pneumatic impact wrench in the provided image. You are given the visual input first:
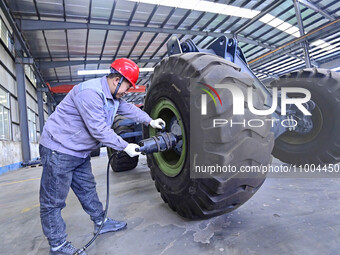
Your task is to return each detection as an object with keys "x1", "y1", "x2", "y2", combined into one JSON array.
[{"x1": 135, "y1": 123, "x2": 179, "y2": 155}]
